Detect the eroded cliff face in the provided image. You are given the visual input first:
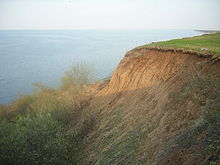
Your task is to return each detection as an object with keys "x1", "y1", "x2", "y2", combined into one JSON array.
[{"x1": 79, "y1": 48, "x2": 220, "y2": 165}]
